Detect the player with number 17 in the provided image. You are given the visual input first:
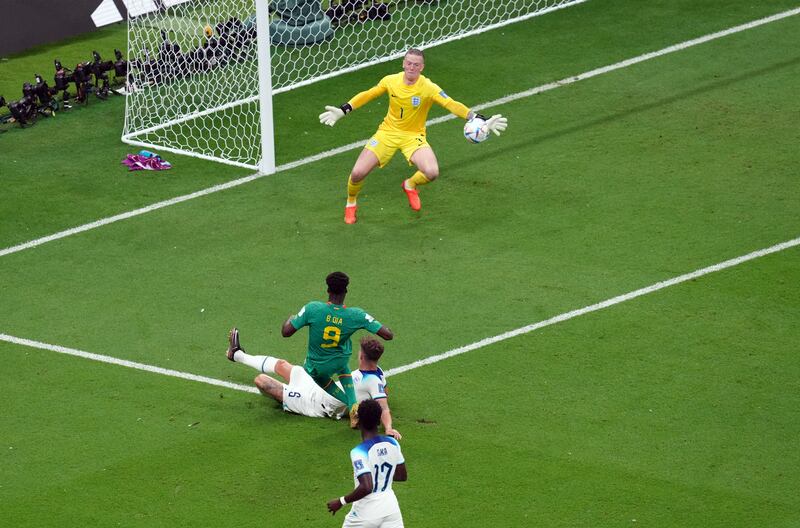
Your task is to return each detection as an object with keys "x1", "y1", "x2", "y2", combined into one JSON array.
[{"x1": 326, "y1": 398, "x2": 408, "y2": 527}]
